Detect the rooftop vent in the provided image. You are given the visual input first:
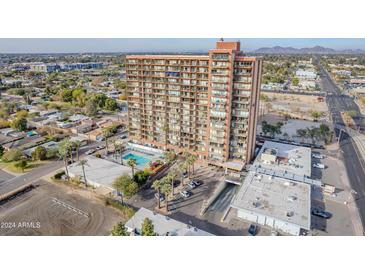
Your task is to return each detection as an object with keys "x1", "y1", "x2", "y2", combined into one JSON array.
[
  {"x1": 286, "y1": 211, "x2": 294, "y2": 217},
  {"x1": 287, "y1": 196, "x2": 297, "y2": 202}
]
